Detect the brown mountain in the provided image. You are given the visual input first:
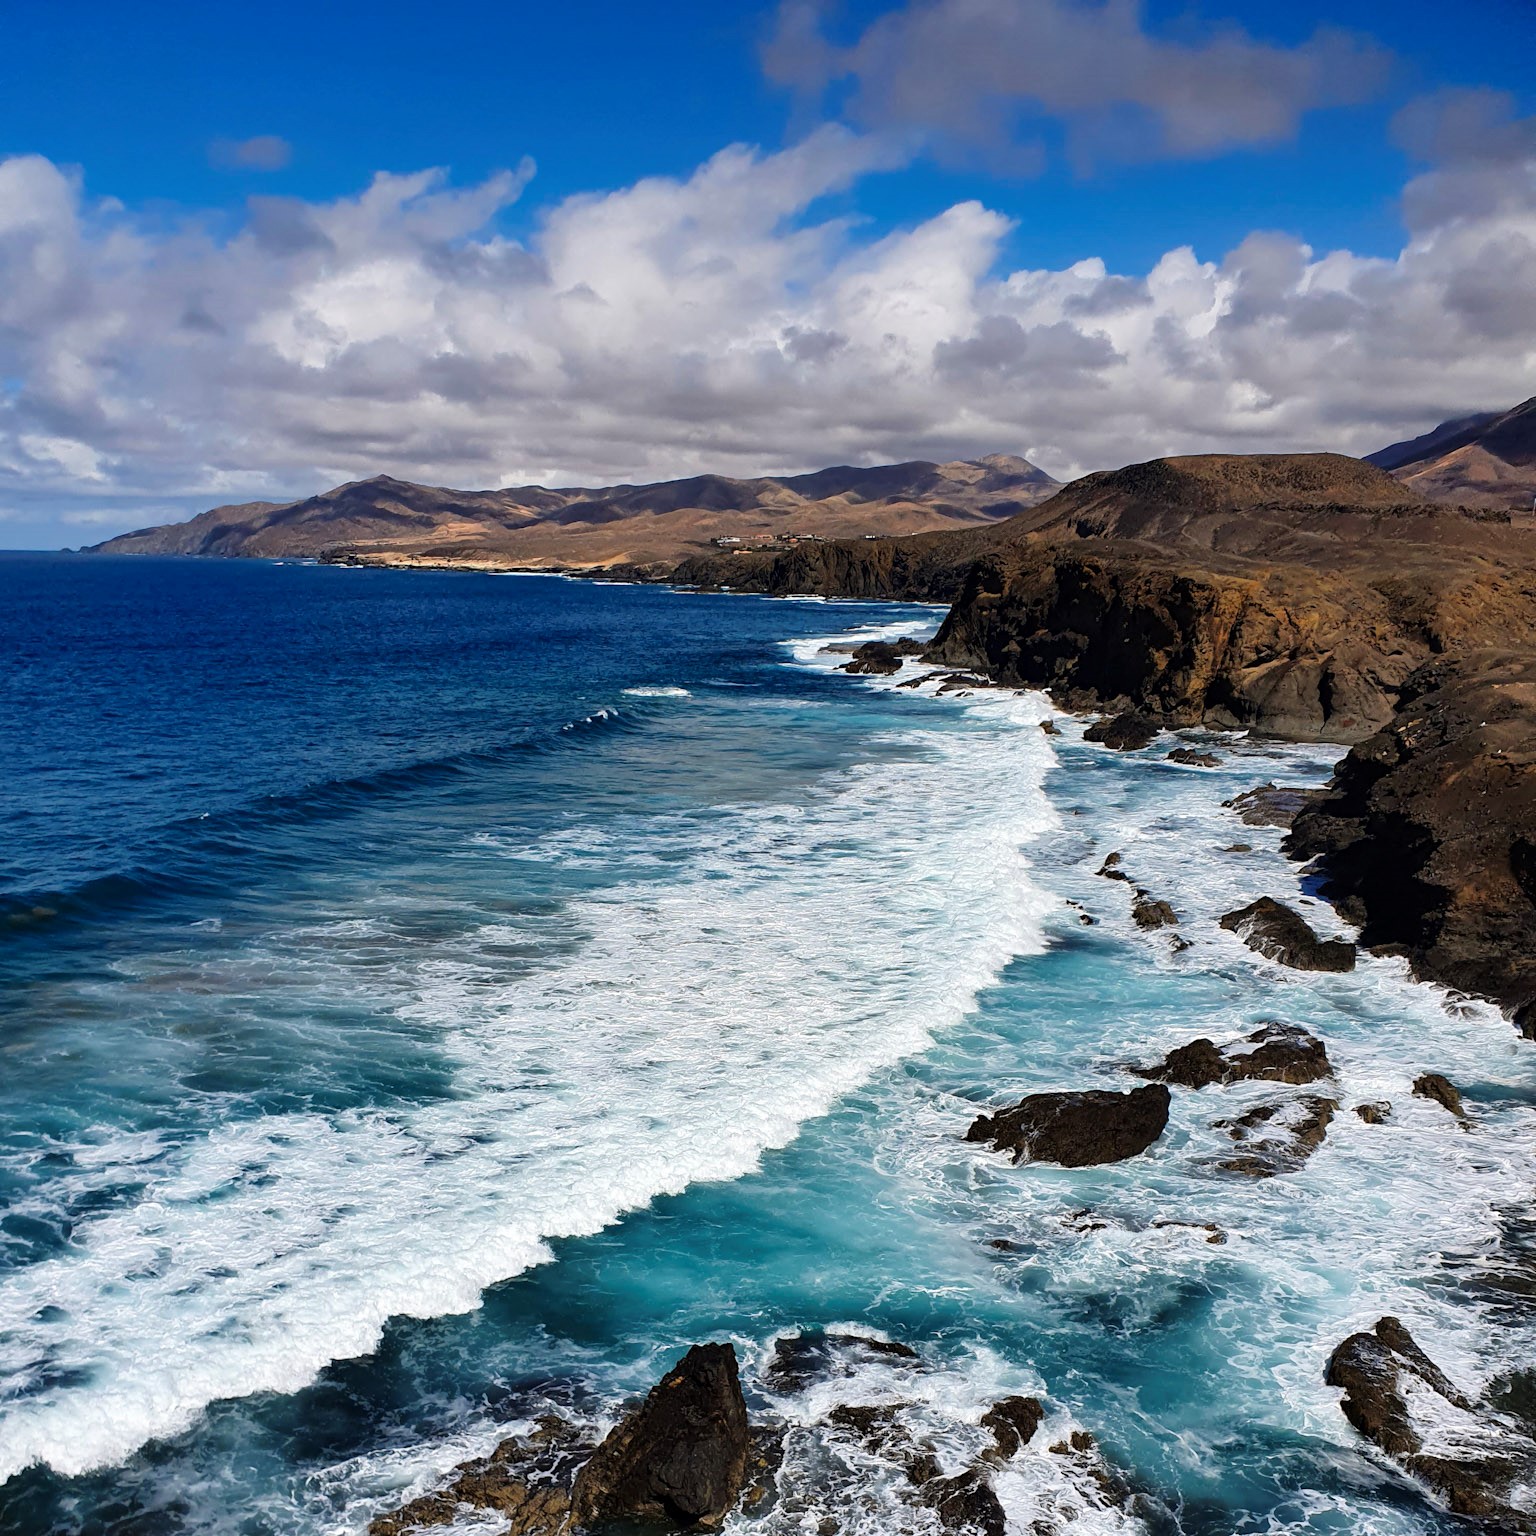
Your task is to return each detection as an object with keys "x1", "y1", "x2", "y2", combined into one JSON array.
[
  {"x1": 1367, "y1": 396, "x2": 1536, "y2": 508},
  {"x1": 87, "y1": 455, "x2": 1060, "y2": 567}
]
